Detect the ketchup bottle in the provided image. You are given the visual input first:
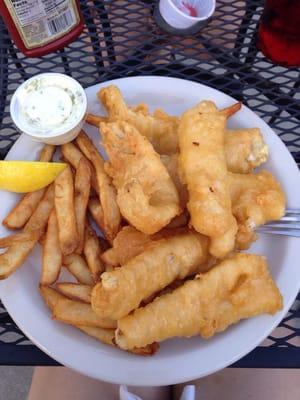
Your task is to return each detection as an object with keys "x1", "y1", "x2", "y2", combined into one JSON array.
[{"x1": 0, "y1": 0, "x2": 84, "y2": 57}]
